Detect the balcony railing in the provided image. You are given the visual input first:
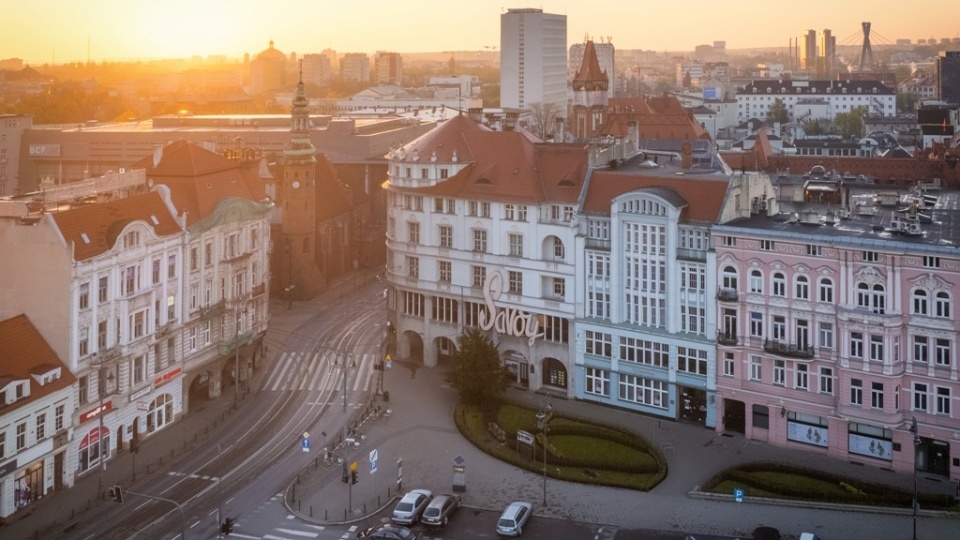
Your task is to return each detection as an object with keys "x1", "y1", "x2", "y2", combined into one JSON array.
[
  {"x1": 717, "y1": 331, "x2": 738, "y2": 346},
  {"x1": 763, "y1": 339, "x2": 816, "y2": 359},
  {"x1": 716, "y1": 287, "x2": 739, "y2": 302}
]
